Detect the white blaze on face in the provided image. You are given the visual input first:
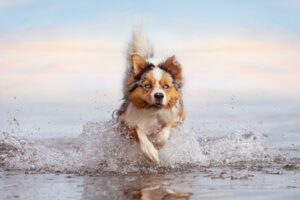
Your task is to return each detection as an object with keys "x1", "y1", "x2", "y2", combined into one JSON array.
[{"x1": 150, "y1": 67, "x2": 167, "y2": 105}]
